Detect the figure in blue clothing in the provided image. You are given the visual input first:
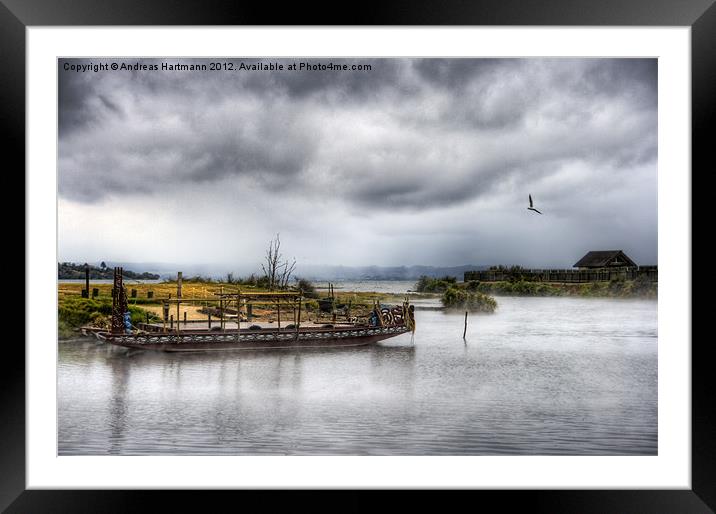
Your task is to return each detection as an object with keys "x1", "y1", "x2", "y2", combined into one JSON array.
[
  {"x1": 123, "y1": 311, "x2": 132, "y2": 333},
  {"x1": 369, "y1": 310, "x2": 379, "y2": 327}
]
